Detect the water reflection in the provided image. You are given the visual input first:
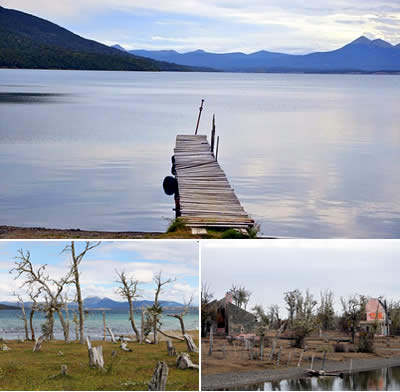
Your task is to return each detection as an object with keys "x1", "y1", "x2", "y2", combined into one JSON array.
[
  {"x1": 224, "y1": 367, "x2": 400, "y2": 391},
  {"x1": 0, "y1": 70, "x2": 399, "y2": 236},
  {"x1": 0, "y1": 92, "x2": 66, "y2": 103}
]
